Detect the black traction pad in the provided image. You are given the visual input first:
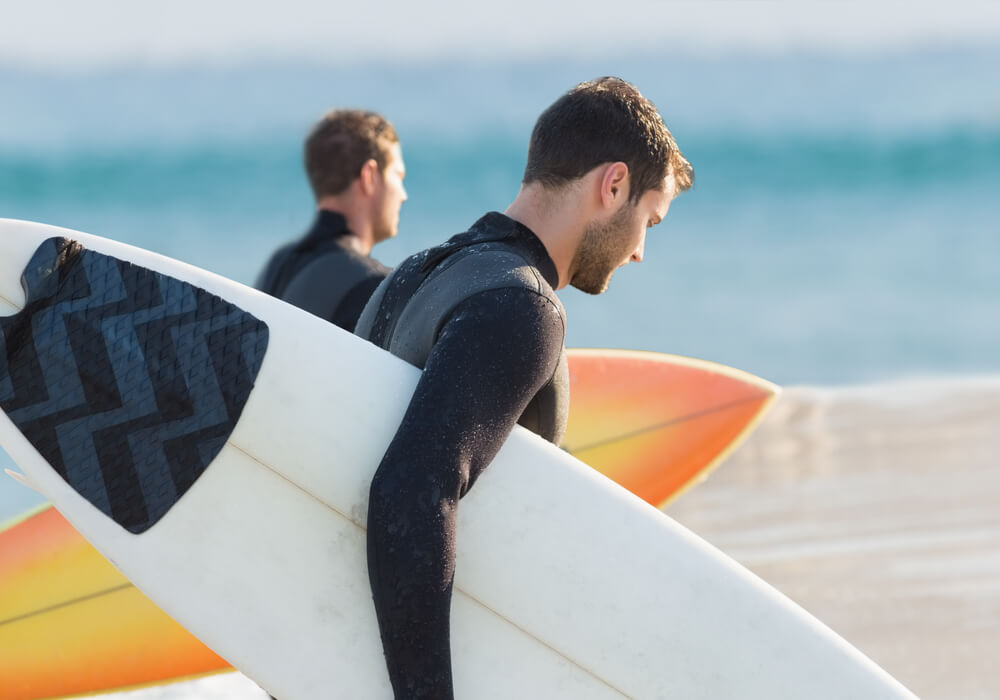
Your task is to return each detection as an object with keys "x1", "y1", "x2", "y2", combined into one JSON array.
[{"x1": 0, "y1": 237, "x2": 268, "y2": 533}]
